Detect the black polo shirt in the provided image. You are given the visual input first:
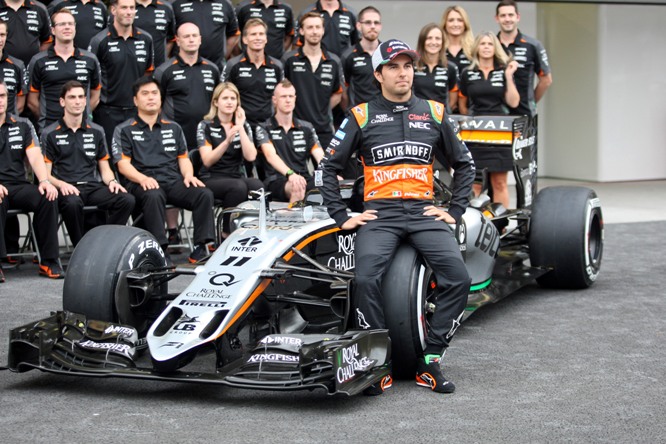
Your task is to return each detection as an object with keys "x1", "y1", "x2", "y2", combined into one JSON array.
[
  {"x1": 112, "y1": 114, "x2": 187, "y2": 184},
  {"x1": 282, "y1": 49, "x2": 342, "y2": 135},
  {"x1": 171, "y1": 0, "x2": 239, "y2": 70},
  {"x1": 154, "y1": 54, "x2": 220, "y2": 148},
  {"x1": 41, "y1": 118, "x2": 108, "y2": 183},
  {"x1": 413, "y1": 61, "x2": 458, "y2": 113},
  {"x1": 89, "y1": 25, "x2": 154, "y2": 107},
  {"x1": 222, "y1": 50, "x2": 283, "y2": 124},
  {"x1": 499, "y1": 30, "x2": 551, "y2": 117},
  {"x1": 28, "y1": 46, "x2": 101, "y2": 130},
  {"x1": 0, "y1": 0, "x2": 52, "y2": 66},
  {"x1": 235, "y1": 0, "x2": 294, "y2": 60},
  {"x1": 459, "y1": 66, "x2": 510, "y2": 116},
  {"x1": 48, "y1": 0, "x2": 108, "y2": 49},
  {"x1": 255, "y1": 116, "x2": 319, "y2": 180},
  {"x1": 0, "y1": 52, "x2": 28, "y2": 114},
  {"x1": 446, "y1": 48, "x2": 471, "y2": 80},
  {"x1": 296, "y1": 1, "x2": 357, "y2": 57},
  {"x1": 340, "y1": 42, "x2": 379, "y2": 107},
  {"x1": 196, "y1": 118, "x2": 253, "y2": 178},
  {"x1": 134, "y1": 0, "x2": 176, "y2": 67},
  {"x1": 0, "y1": 113, "x2": 39, "y2": 184}
]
